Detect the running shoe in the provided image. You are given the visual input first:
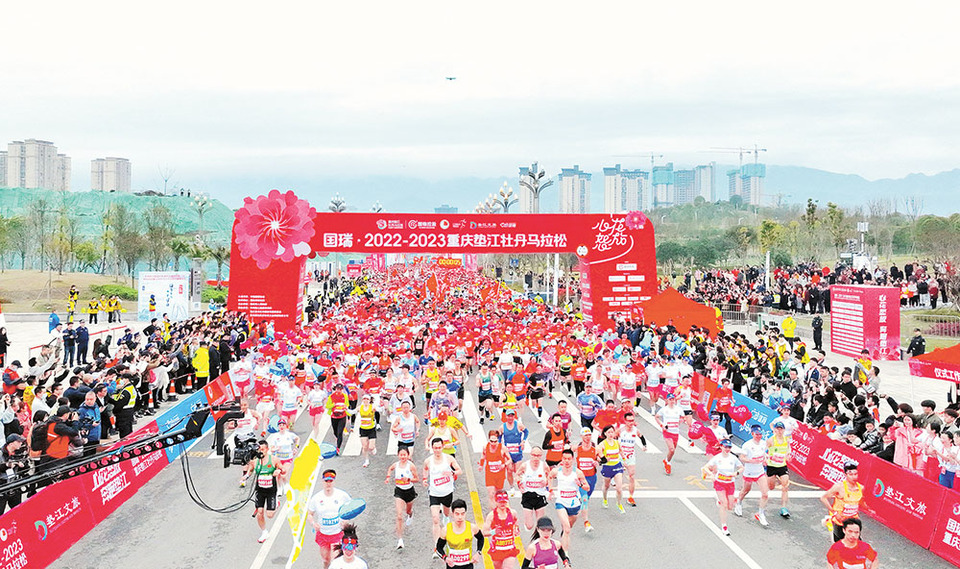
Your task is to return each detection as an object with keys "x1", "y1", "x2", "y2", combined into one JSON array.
[
  {"x1": 362, "y1": 459, "x2": 369, "y2": 468},
  {"x1": 584, "y1": 521, "x2": 594, "y2": 533},
  {"x1": 689, "y1": 440, "x2": 695, "y2": 447},
  {"x1": 432, "y1": 550, "x2": 443, "y2": 560},
  {"x1": 663, "y1": 459, "x2": 671, "y2": 475},
  {"x1": 405, "y1": 514, "x2": 413, "y2": 527},
  {"x1": 397, "y1": 538, "x2": 404, "y2": 549},
  {"x1": 722, "y1": 525, "x2": 730, "y2": 536},
  {"x1": 372, "y1": 447, "x2": 377, "y2": 456},
  {"x1": 780, "y1": 507, "x2": 790, "y2": 519},
  {"x1": 627, "y1": 497, "x2": 637, "y2": 507},
  {"x1": 258, "y1": 530, "x2": 269, "y2": 543},
  {"x1": 734, "y1": 500, "x2": 742, "y2": 517},
  {"x1": 602, "y1": 499, "x2": 609, "y2": 508},
  {"x1": 617, "y1": 503, "x2": 625, "y2": 514},
  {"x1": 755, "y1": 512, "x2": 768, "y2": 527}
]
